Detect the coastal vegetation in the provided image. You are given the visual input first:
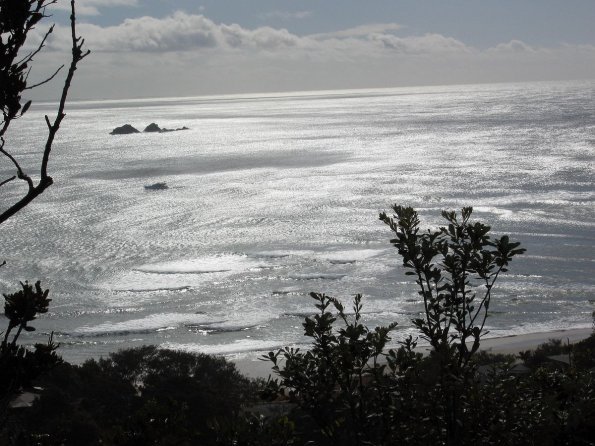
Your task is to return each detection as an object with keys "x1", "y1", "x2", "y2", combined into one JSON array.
[
  {"x1": 1, "y1": 303, "x2": 594, "y2": 445},
  {"x1": 1, "y1": 204, "x2": 594, "y2": 445},
  {"x1": 1, "y1": 2, "x2": 594, "y2": 446}
]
